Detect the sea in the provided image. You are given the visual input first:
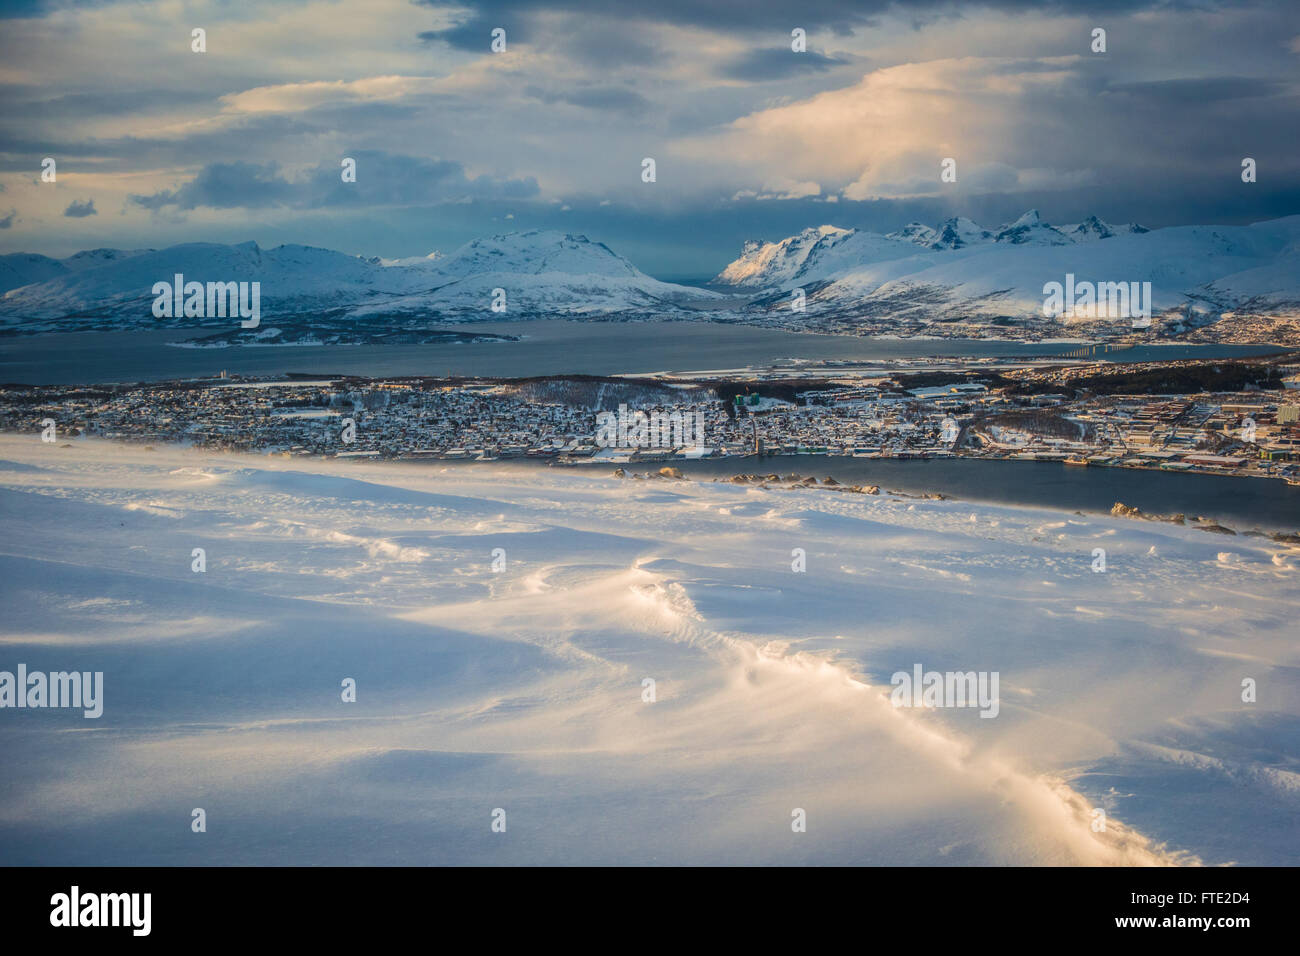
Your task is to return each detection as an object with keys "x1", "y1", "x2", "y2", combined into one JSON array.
[{"x1": 0, "y1": 320, "x2": 1289, "y2": 385}]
